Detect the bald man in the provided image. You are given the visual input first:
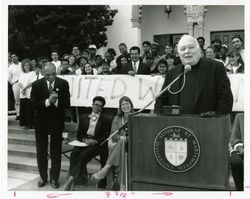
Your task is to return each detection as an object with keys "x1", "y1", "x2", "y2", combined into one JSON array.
[
  {"x1": 154, "y1": 34, "x2": 233, "y2": 115},
  {"x1": 31, "y1": 62, "x2": 70, "y2": 188}
]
